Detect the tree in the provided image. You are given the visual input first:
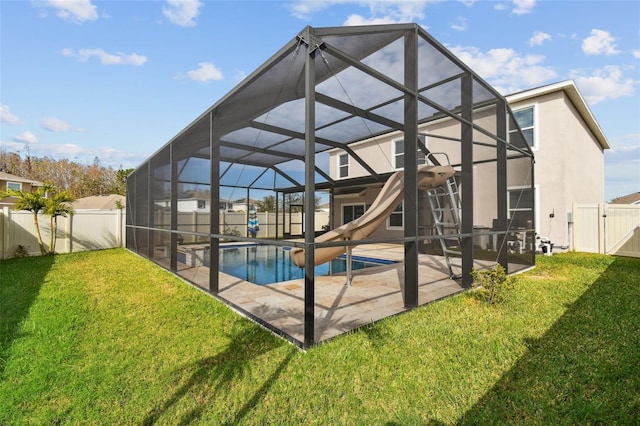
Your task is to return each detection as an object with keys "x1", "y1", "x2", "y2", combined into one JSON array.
[
  {"x1": 115, "y1": 168, "x2": 134, "y2": 195},
  {"x1": 43, "y1": 190, "x2": 74, "y2": 254},
  {"x1": 256, "y1": 195, "x2": 276, "y2": 212},
  {"x1": 1, "y1": 184, "x2": 52, "y2": 255}
]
